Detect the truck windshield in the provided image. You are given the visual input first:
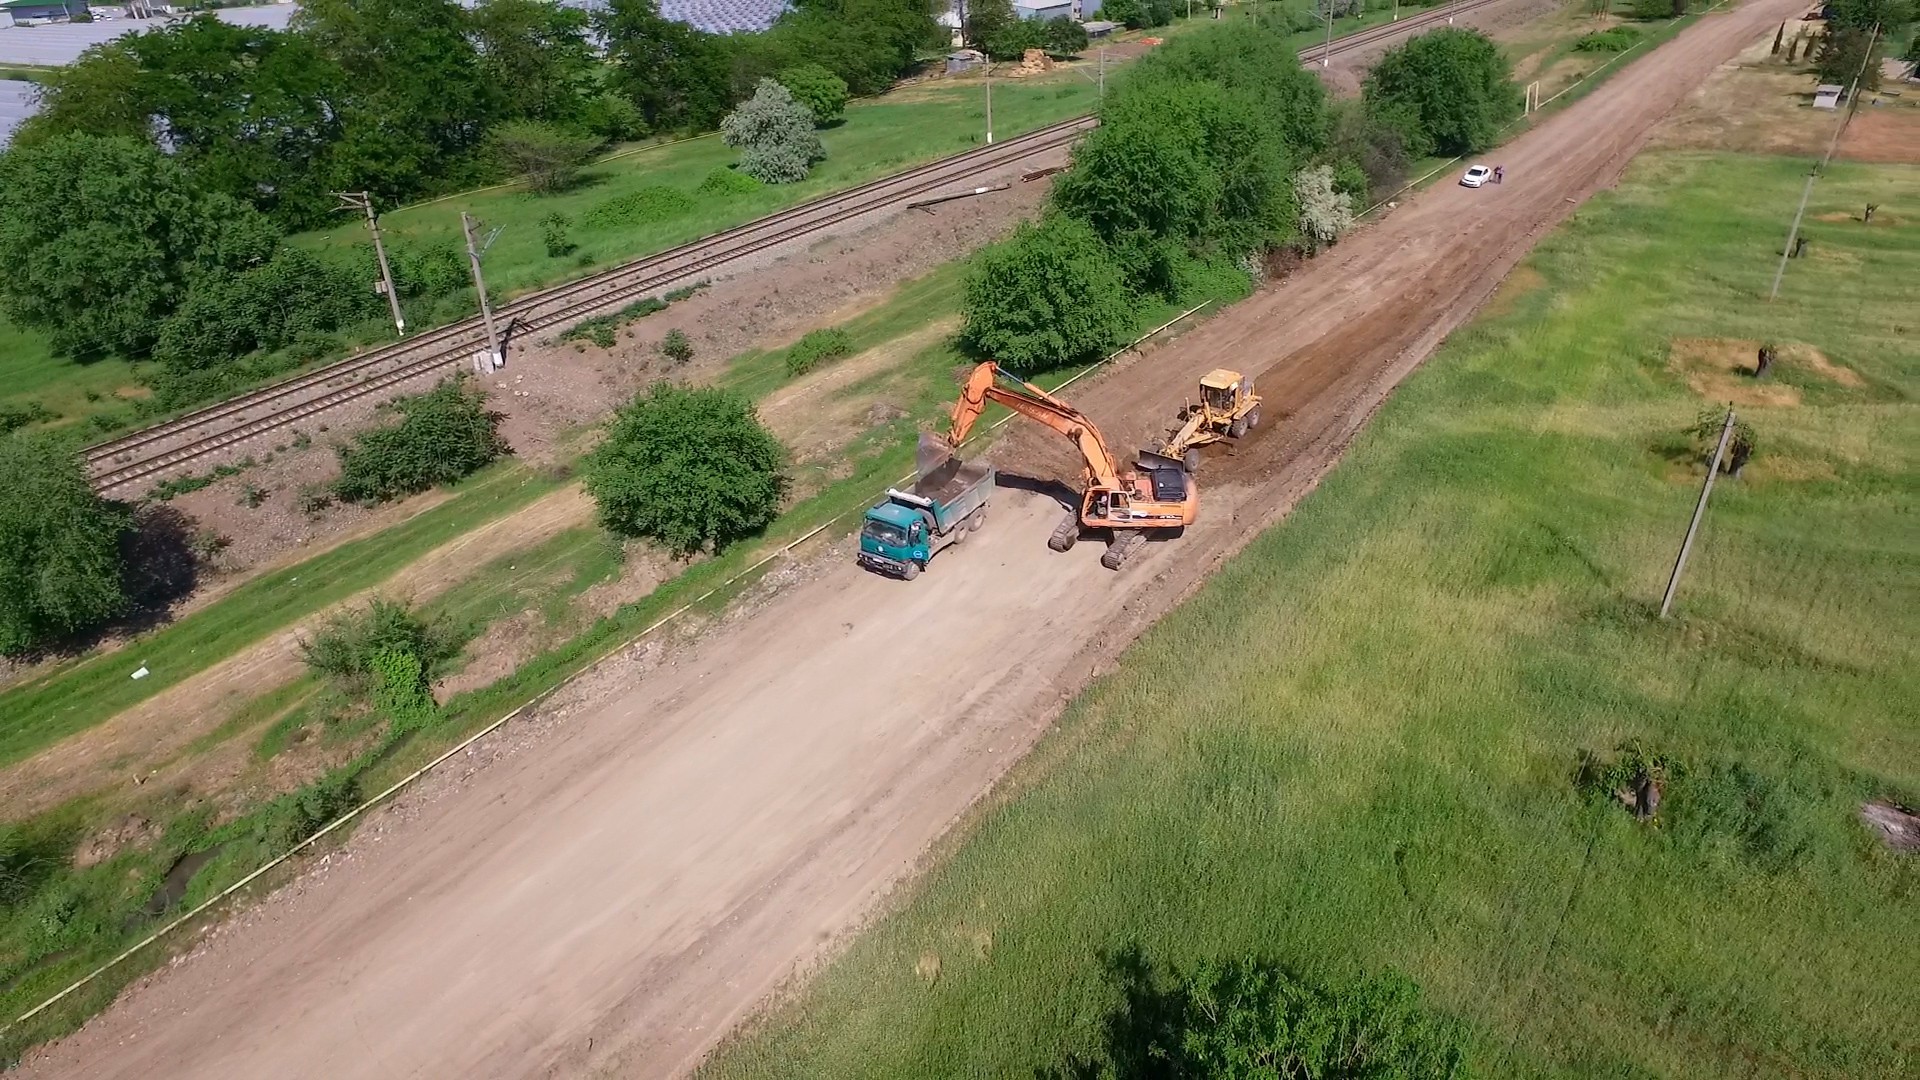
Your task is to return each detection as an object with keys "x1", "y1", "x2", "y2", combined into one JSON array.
[{"x1": 863, "y1": 520, "x2": 909, "y2": 548}]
